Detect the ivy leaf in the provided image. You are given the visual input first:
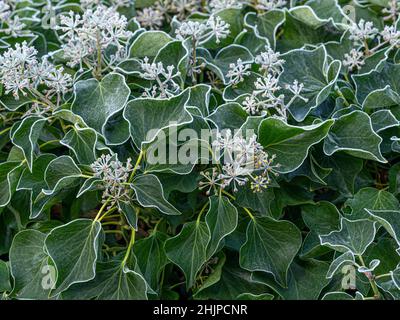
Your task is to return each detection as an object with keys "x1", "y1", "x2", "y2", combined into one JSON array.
[
  {"x1": 165, "y1": 221, "x2": 210, "y2": 288},
  {"x1": 133, "y1": 231, "x2": 168, "y2": 292},
  {"x1": 71, "y1": 73, "x2": 130, "y2": 134},
  {"x1": 323, "y1": 110, "x2": 387, "y2": 163},
  {"x1": 9, "y1": 229, "x2": 52, "y2": 299},
  {"x1": 326, "y1": 251, "x2": 356, "y2": 279},
  {"x1": 370, "y1": 110, "x2": 399, "y2": 133},
  {"x1": 131, "y1": 174, "x2": 181, "y2": 216},
  {"x1": 44, "y1": 219, "x2": 102, "y2": 296},
  {"x1": 353, "y1": 63, "x2": 400, "y2": 108},
  {"x1": 252, "y1": 259, "x2": 330, "y2": 300},
  {"x1": 258, "y1": 118, "x2": 334, "y2": 173},
  {"x1": 301, "y1": 201, "x2": 341, "y2": 234},
  {"x1": 194, "y1": 252, "x2": 269, "y2": 300},
  {"x1": 208, "y1": 103, "x2": 248, "y2": 131},
  {"x1": 62, "y1": 259, "x2": 148, "y2": 300},
  {"x1": 123, "y1": 90, "x2": 192, "y2": 148},
  {"x1": 129, "y1": 31, "x2": 173, "y2": 58},
  {"x1": 187, "y1": 84, "x2": 211, "y2": 117},
  {"x1": 205, "y1": 196, "x2": 238, "y2": 259},
  {"x1": 0, "y1": 260, "x2": 11, "y2": 293},
  {"x1": 279, "y1": 46, "x2": 340, "y2": 121},
  {"x1": 345, "y1": 187, "x2": 399, "y2": 220},
  {"x1": 60, "y1": 126, "x2": 97, "y2": 165},
  {"x1": 199, "y1": 44, "x2": 253, "y2": 85},
  {"x1": 366, "y1": 209, "x2": 400, "y2": 250},
  {"x1": 0, "y1": 161, "x2": 23, "y2": 208},
  {"x1": 11, "y1": 116, "x2": 46, "y2": 171},
  {"x1": 319, "y1": 218, "x2": 376, "y2": 256},
  {"x1": 239, "y1": 216, "x2": 302, "y2": 286},
  {"x1": 43, "y1": 156, "x2": 82, "y2": 195}
]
